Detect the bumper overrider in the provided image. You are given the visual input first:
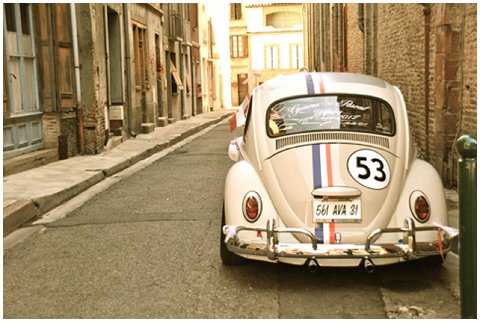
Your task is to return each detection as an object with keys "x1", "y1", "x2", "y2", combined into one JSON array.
[{"x1": 222, "y1": 218, "x2": 459, "y2": 264}]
